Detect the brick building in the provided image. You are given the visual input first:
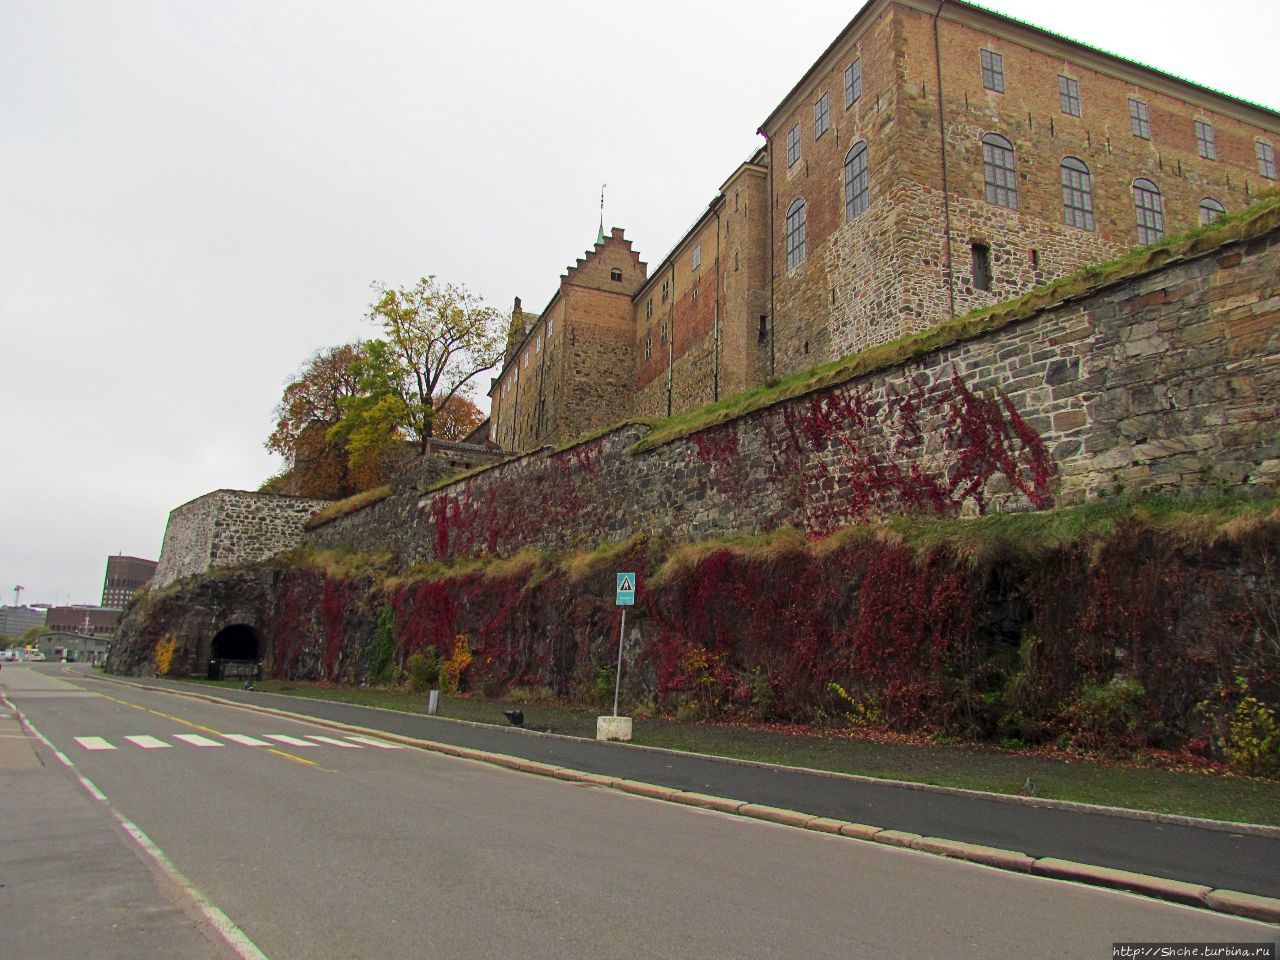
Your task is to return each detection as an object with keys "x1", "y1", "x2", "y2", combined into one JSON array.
[
  {"x1": 101, "y1": 554, "x2": 158, "y2": 608},
  {"x1": 489, "y1": 0, "x2": 1278, "y2": 454}
]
